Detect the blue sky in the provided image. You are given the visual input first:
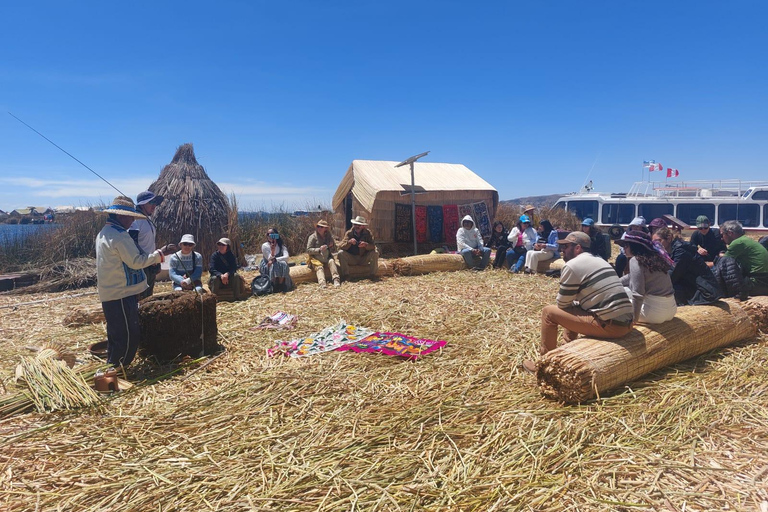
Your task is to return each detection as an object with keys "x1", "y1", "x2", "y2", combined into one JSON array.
[{"x1": 1, "y1": 1, "x2": 766, "y2": 212}]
